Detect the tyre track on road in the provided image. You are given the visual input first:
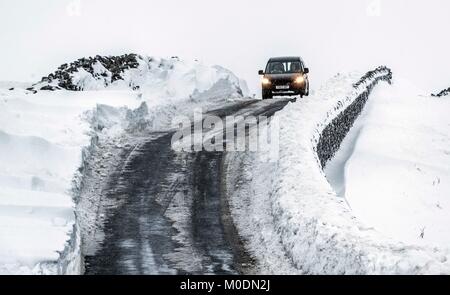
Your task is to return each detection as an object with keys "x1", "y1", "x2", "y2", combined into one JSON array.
[{"x1": 83, "y1": 98, "x2": 292, "y2": 274}]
